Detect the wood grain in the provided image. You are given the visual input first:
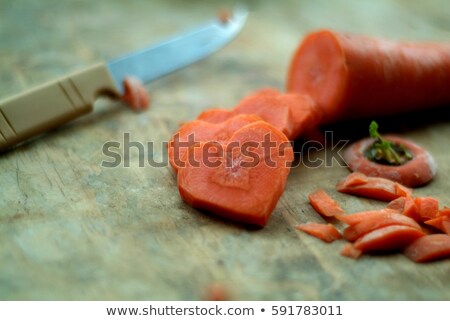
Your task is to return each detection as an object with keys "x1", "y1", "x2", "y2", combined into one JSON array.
[{"x1": 1, "y1": 0, "x2": 449, "y2": 300}]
